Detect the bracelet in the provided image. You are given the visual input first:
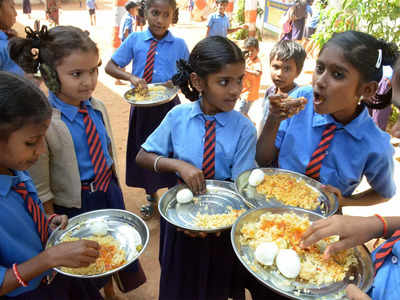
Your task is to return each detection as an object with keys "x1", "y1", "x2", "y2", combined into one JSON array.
[
  {"x1": 153, "y1": 155, "x2": 164, "y2": 173},
  {"x1": 12, "y1": 263, "x2": 28, "y2": 287},
  {"x1": 45, "y1": 213, "x2": 58, "y2": 229},
  {"x1": 373, "y1": 214, "x2": 388, "y2": 249}
]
